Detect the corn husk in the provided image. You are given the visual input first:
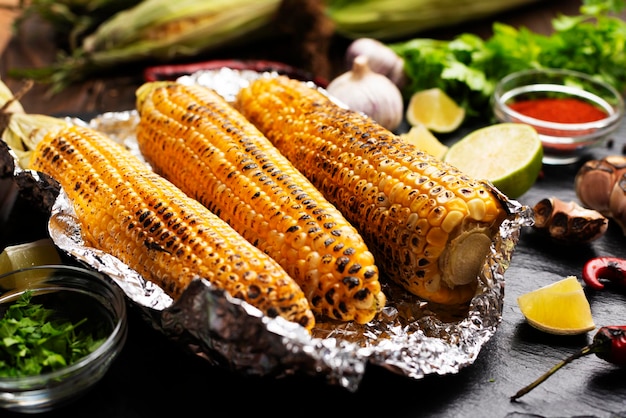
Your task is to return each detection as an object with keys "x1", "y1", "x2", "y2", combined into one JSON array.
[
  {"x1": 14, "y1": 0, "x2": 142, "y2": 50},
  {"x1": 325, "y1": 0, "x2": 540, "y2": 40},
  {"x1": 82, "y1": 0, "x2": 282, "y2": 56},
  {"x1": 9, "y1": 0, "x2": 283, "y2": 94},
  {"x1": 0, "y1": 80, "x2": 68, "y2": 168}
]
